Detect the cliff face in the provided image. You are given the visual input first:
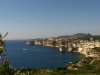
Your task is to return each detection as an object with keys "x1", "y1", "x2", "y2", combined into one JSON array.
[{"x1": 28, "y1": 38, "x2": 100, "y2": 57}]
